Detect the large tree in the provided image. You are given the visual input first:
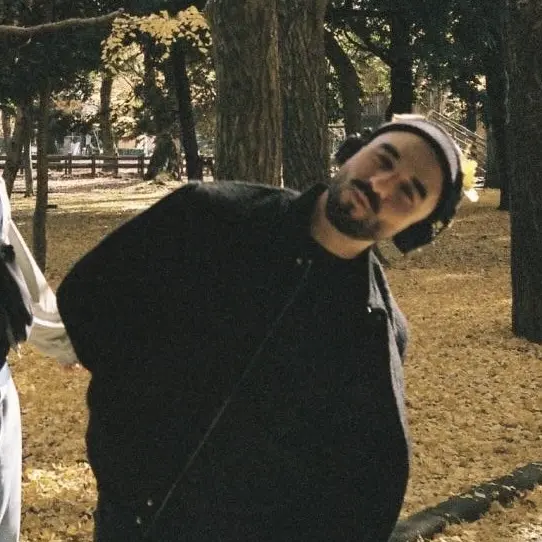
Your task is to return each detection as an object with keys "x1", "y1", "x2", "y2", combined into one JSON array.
[
  {"x1": 506, "y1": 0, "x2": 542, "y2": 342},
  {"x1": 278, "y1": 0, "x2": 329, "y2": 190},
  {"x1": 205, "y1": 0, "x2": 282, "y2": 185},
  {"x1": 205, "y1": 1, "x2": 331, "y2": 187}
]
